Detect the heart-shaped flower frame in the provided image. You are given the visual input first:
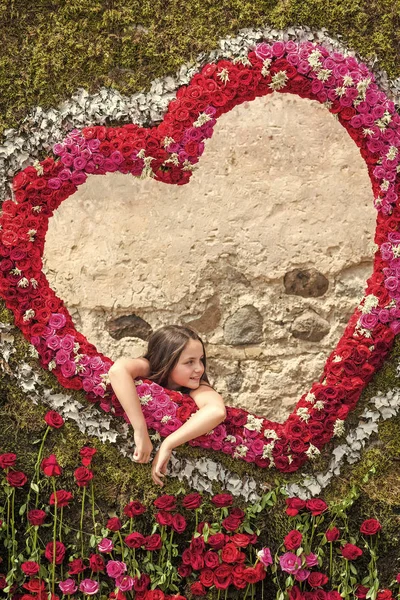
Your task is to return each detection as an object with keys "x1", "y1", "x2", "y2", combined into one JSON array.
[{"x1": 1, "y1": 40, "x2": 400, "y2": 473}]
